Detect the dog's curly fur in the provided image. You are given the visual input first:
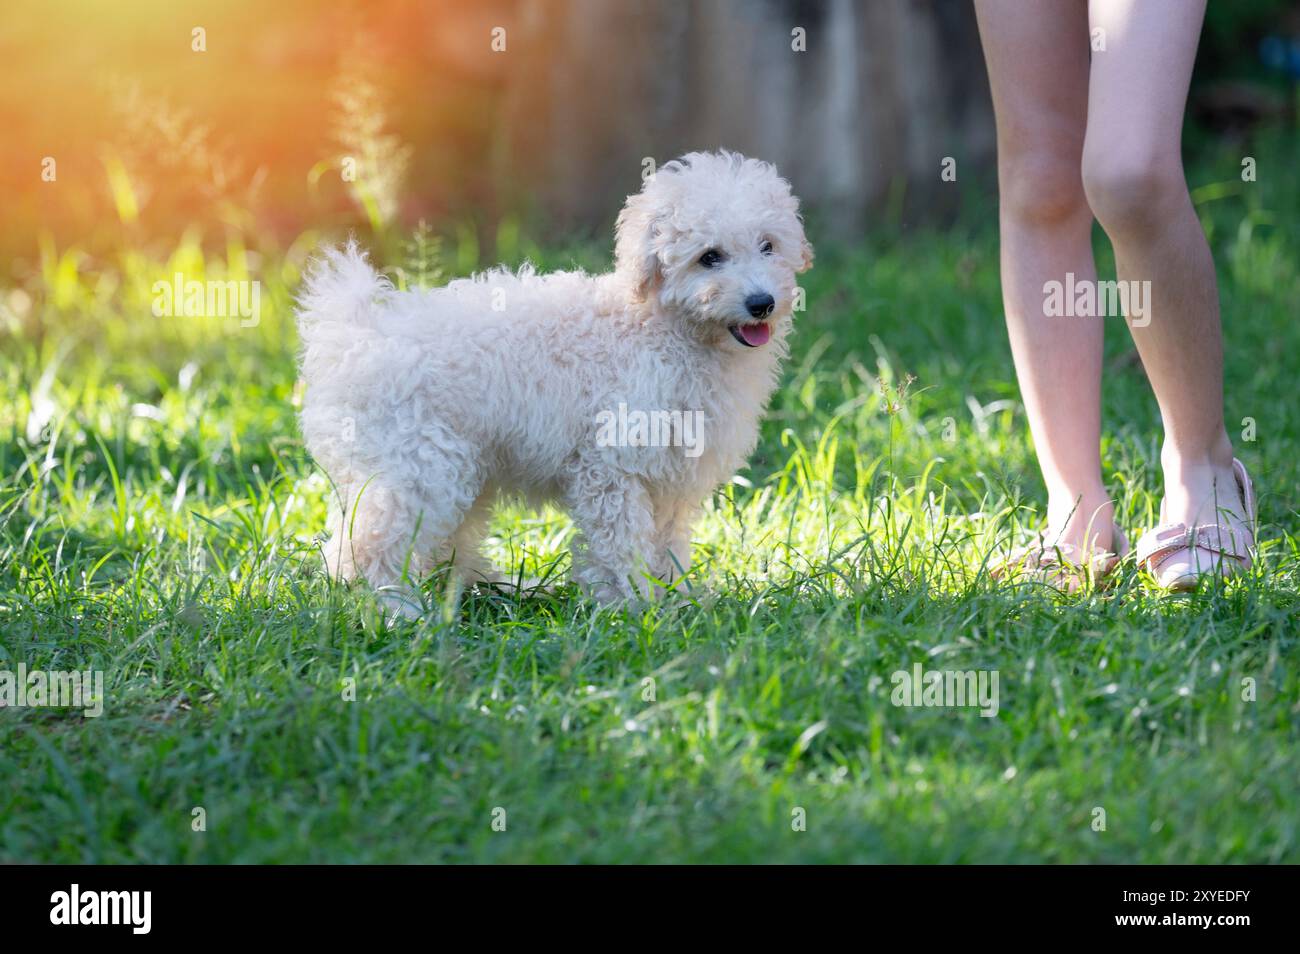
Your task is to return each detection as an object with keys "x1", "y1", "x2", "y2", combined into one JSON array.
[{"x1": 297, "y1": 151, "x2": 811, "y2": 609}]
